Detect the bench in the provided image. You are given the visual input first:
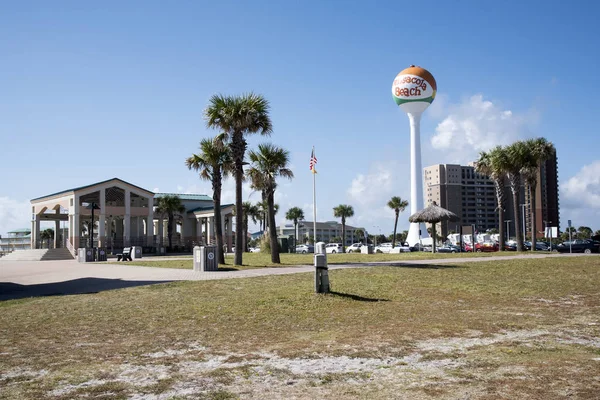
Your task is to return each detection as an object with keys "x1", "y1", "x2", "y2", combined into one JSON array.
[{"x1": 117, "y1": 247, "x2": 132, "y2": 261}]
